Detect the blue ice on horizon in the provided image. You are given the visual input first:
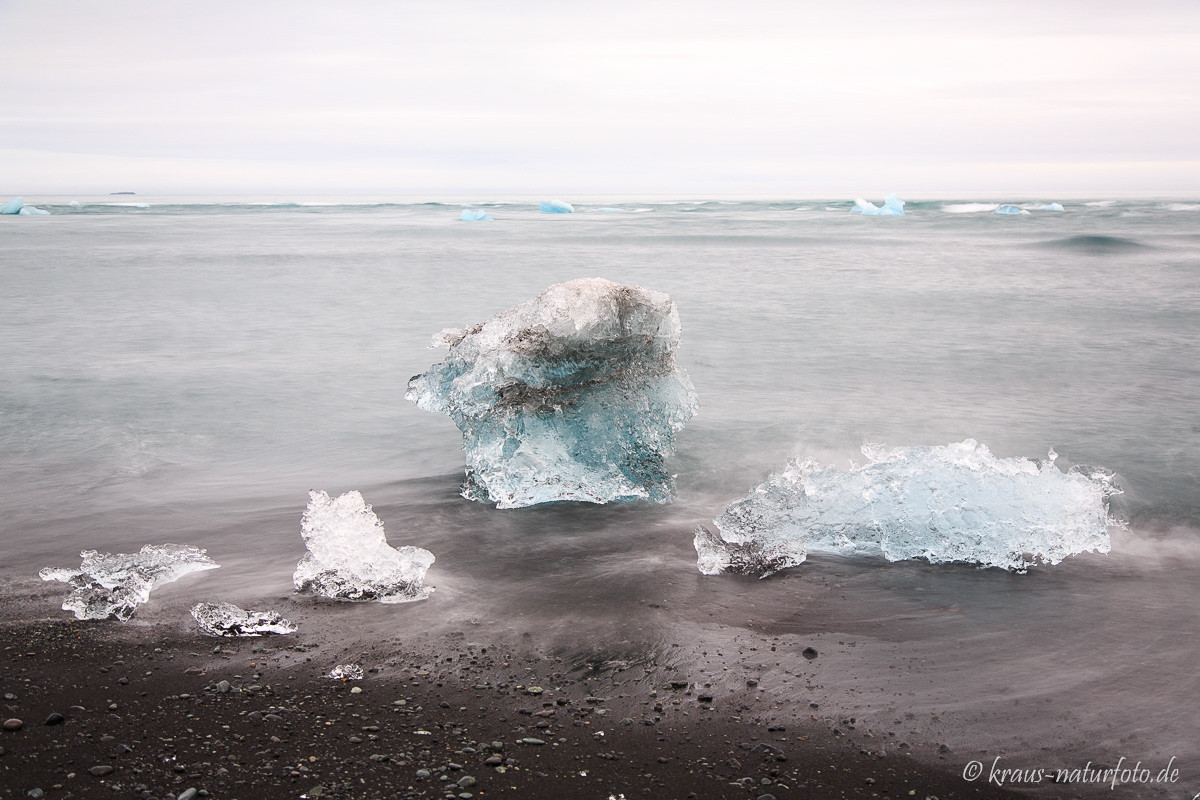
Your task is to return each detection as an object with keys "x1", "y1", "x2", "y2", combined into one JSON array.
[
  {"x1": 1038, "y1": 202, "x2": 1065, "y2": 212},
  {"x1": 407, "y1": 278, "x2": 699, "y2": 508},
  {"x1": 851, "y1": 193, "x2": 905, "y2": 216},
  {"x1": 539, "y1": 199, "x2": 574, "y2": 214},
  {"x1": 695, "y1": 440, "x2": 1118, "y2": 577},
  {"x1": 994, "y1": 204, "x2": 1030, "y2": 215},
  {"x1": 460, "y1": 208, "x2": 493, "y2": 221}
]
